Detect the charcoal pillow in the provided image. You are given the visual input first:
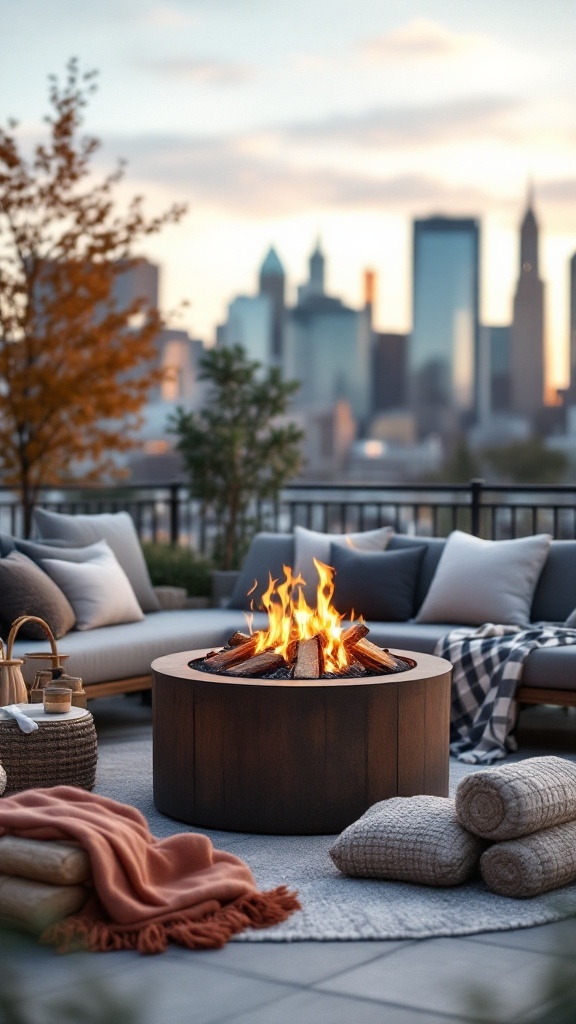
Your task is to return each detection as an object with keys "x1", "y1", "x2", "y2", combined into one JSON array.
[
  {"x1": 0, "y1": 550, "x2": 76, "y2": 639},
  {"x1": 41, "y1": 543, "x2": 145, "y2": 631},
  {"x1": 294, "y1": 524, "x2": 394, "y2": 603},
  {"x1": 330, "y1": 544, "x2": 426, "y2": 621},
  {"x1": 33, "y1": 509, "x2": 160, "y2": 613},
  {"x1": 329, "y1": 796, "x2": 484, "y2": 886},
  {"x1": 228, "y1": 533, "x2": 295, "y2": 611},
  {"x1": 415, "y1": 530, "x2": 551, "y2": 627}
]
